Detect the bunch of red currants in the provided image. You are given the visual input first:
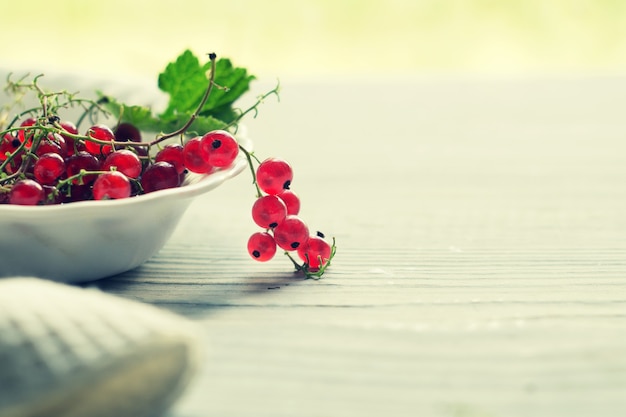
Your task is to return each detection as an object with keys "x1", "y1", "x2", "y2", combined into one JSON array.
[
  {"x1": 246, "y1": 157, "x2": 333, "y2": 273},
  {"x1": 0, "y1": 117, "x2": 239, "y2": 205}
]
